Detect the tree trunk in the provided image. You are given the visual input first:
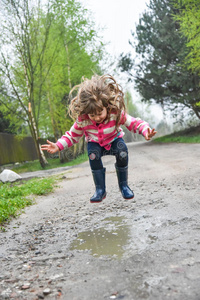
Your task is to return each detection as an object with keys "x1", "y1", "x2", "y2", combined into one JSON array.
[
  {"x1": 81, "y1": 137, "x2": 85, "y2": 154},
  {"x1": 28, "y1": 103, "x2": 48, "y2": 168},
  {"x1": 47, "y1": 90, "x2": 58, "y2": 140}
]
